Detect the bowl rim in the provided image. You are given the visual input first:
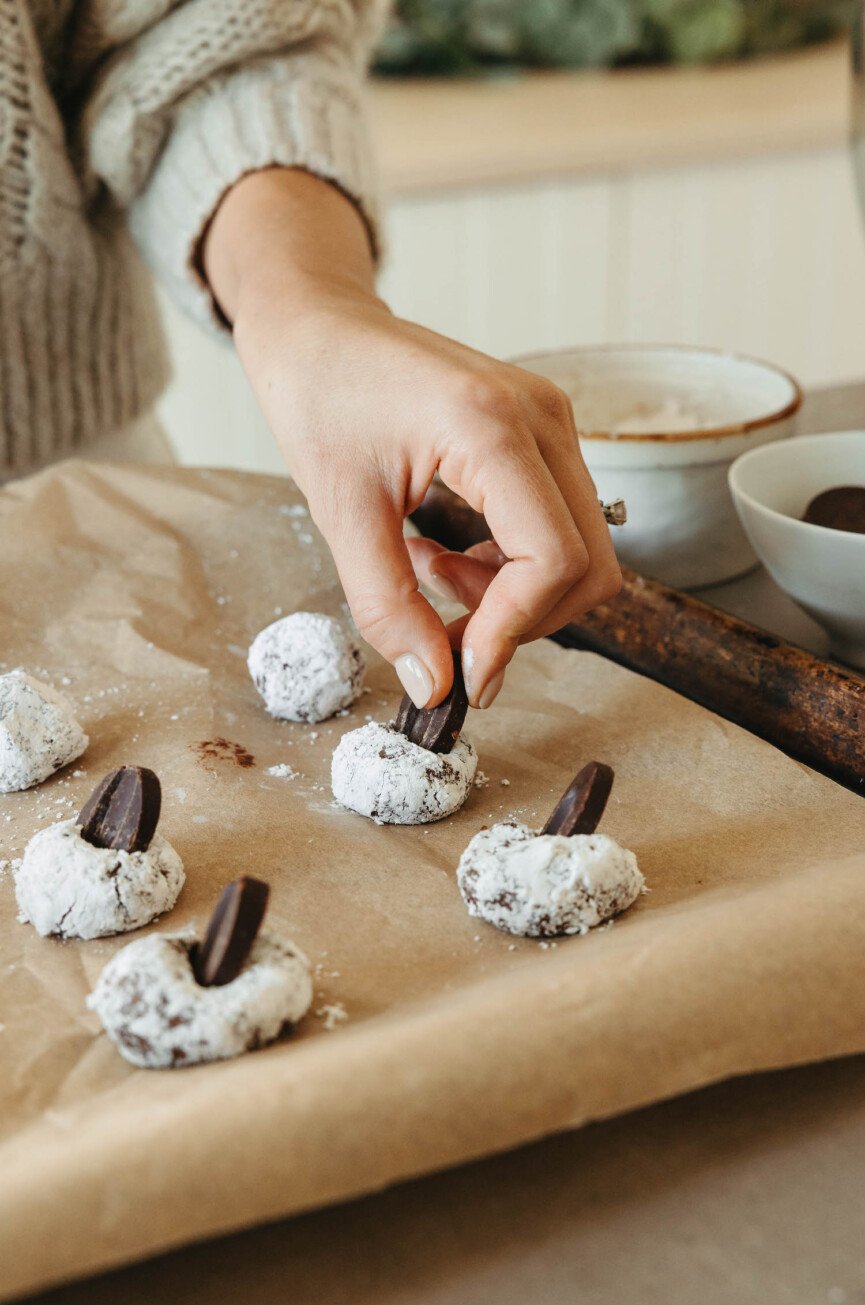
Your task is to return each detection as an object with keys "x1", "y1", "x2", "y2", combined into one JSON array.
[
  {"x1": 510, "y1": 343, "x2": 803, "y2": 443},
  {"x1": 728, "y1": 429, "x2": 865, "y2": 544}
]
